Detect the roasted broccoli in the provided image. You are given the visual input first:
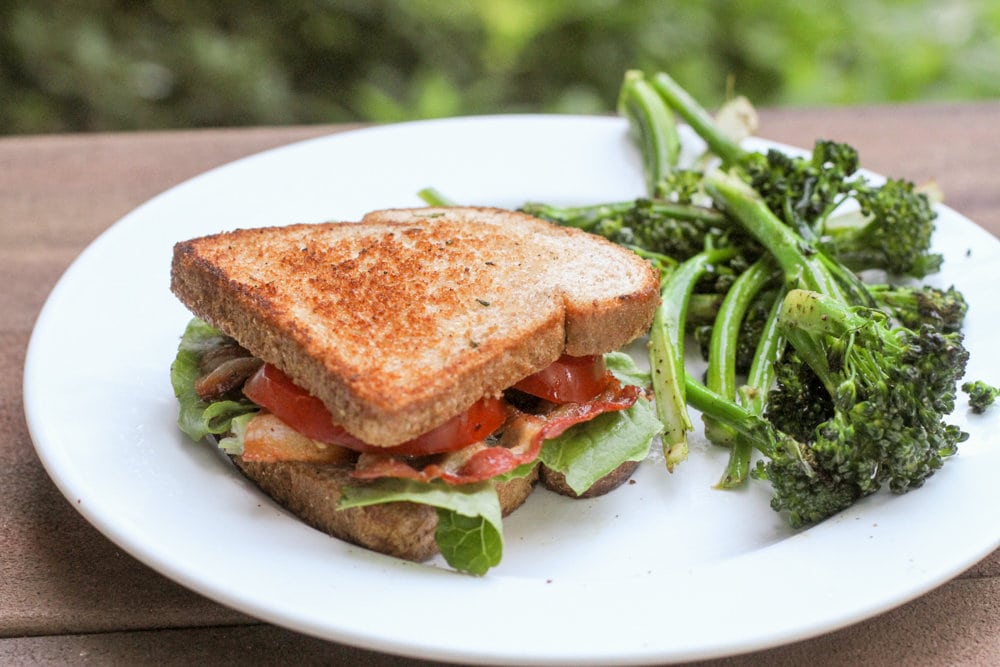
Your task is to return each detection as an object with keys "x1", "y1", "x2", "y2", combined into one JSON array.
[
  {"x1": 962, "y1": 380, "x2": 1000, "y2": 414},
  {"x1": 520, "y1": 198, "x2": 732, "y2": 262},
  {"x1": 690, "y1": 288, "x2": 969, "y2": 526},
  {"x1": 821, "y1": 178, "x2": 943, "y2": 278},
  {"x1": 522, "y1": 68, "x2": 978, "y2": 527},
  {"x1": 645, "y1": 70, "x2": 945, "y2": 281},
  {"x1": 744, "y1": 140, "x2": 861, "y2": 240},
  {"x1": 867, "y1": 283, "x2": 968, "y2": 333}
]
